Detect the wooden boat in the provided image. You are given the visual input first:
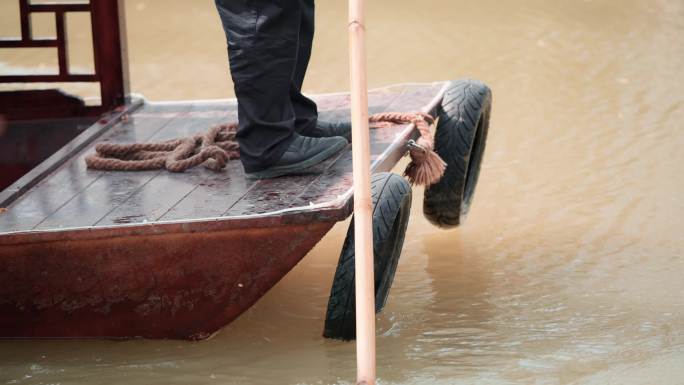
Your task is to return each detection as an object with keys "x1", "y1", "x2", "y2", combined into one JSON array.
[
  {"x1": 1, "y1": 0, "x2": 493, "y2": 340},
  {"x1": 0, "y1": 82, "x2": 449, "y2": 339}
]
